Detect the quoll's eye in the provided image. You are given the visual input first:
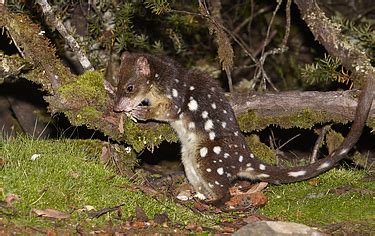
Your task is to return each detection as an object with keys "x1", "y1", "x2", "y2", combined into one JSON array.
[{"x1": 126, "y1": 85, "x2": 134, "y2": 93}]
